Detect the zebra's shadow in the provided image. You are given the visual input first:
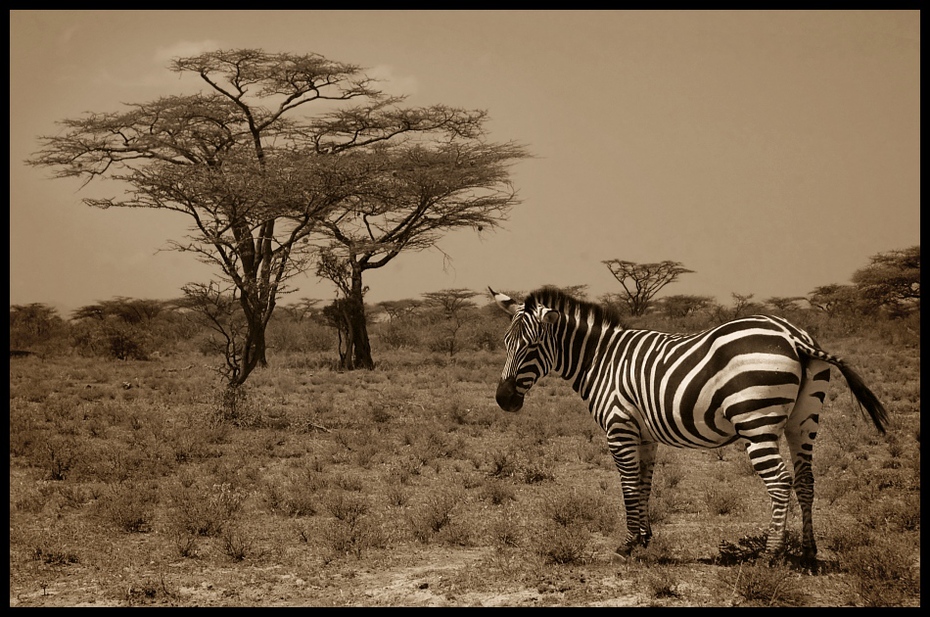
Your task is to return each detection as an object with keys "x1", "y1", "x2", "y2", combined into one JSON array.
[
  {"x1": 621, "y1": 533, "x2": 841, "y2": 575},
  {"x1": 703, "y1": 534, "x2": 841, "y2": 575}
]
